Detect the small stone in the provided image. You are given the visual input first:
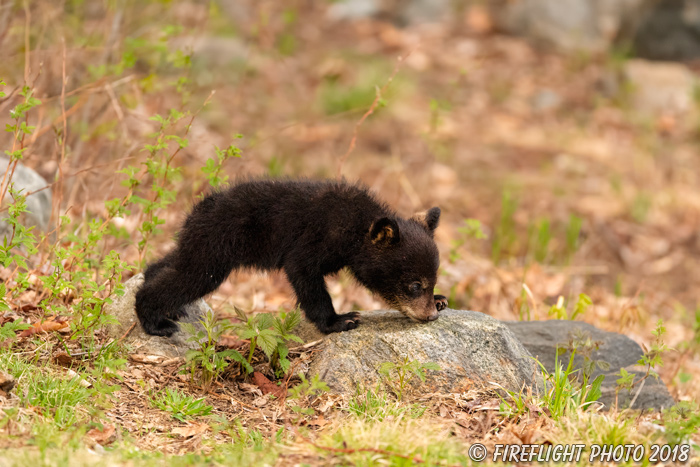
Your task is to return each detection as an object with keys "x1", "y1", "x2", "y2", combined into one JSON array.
[
  {"x1": 531, "y1": 89, "x2": 562, "y2": 112},
  {"x1": 0, "y1": 157, "x2": 52, "y2": 238},
  {"x1": 399, "y1": 0, "x2": 452, "y2": 26}
]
